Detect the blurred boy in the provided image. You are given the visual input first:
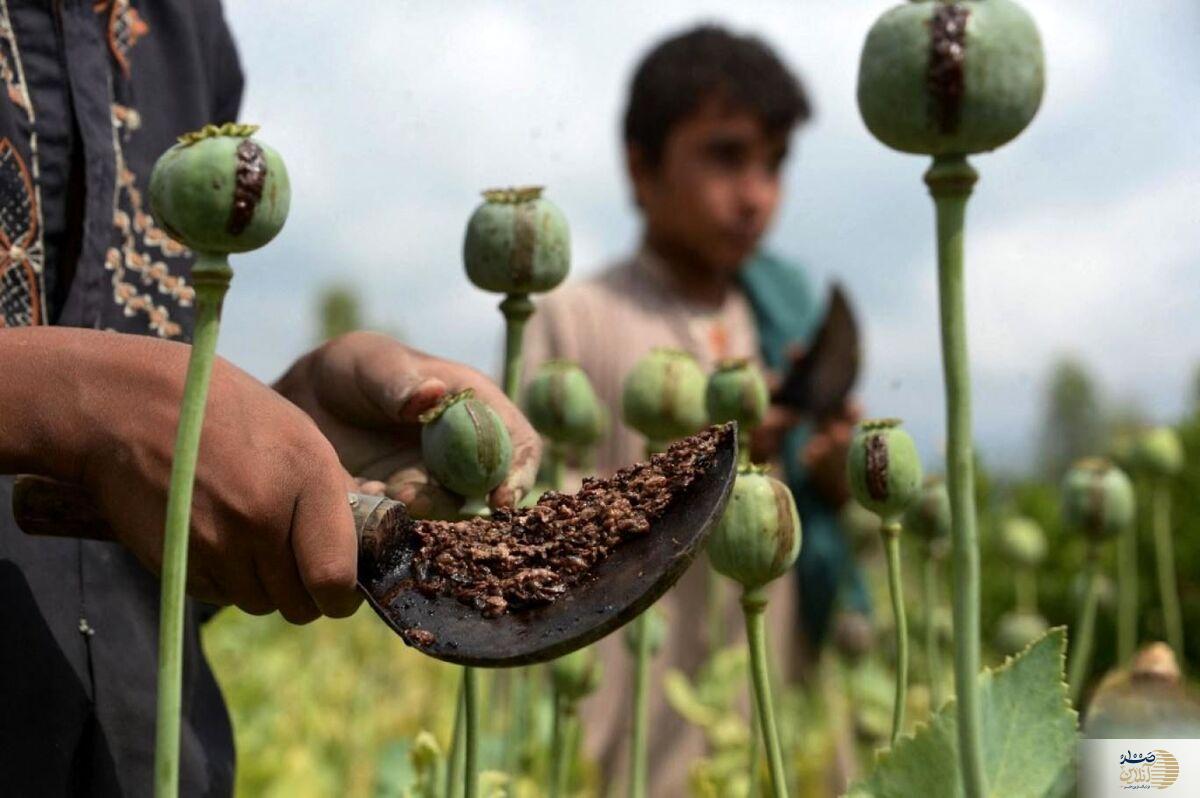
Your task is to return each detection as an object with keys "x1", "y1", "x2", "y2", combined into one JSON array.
[{"x1": 524, "y1": 24, "x2": 863, "y2": 793}]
